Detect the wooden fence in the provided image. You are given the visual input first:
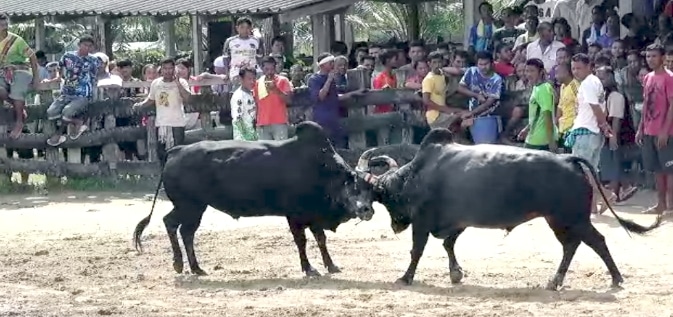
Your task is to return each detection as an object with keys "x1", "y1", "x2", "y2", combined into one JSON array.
[
  {"x1": 0, "y1": 68, "x2": 526, "y2": 184},
  {"x1": 0, "y1": 69, "x2": 436, "y2": 181}
]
